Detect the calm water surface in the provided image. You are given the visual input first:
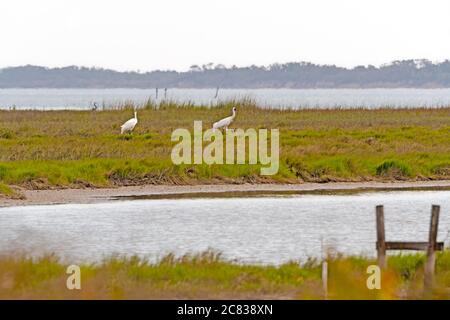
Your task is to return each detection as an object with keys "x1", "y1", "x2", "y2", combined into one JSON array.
[
  {"x1": 1, "y1": 190, "x2": 449, "y2": 265},
  {"x1": 1, "y1": 88, "x2": 450, "y2": 109}
]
